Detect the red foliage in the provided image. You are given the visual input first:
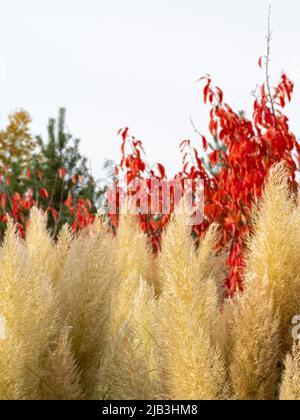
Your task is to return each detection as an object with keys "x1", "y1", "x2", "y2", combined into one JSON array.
[
  {"x1": 0, "y1": 167, "x2": 96, "y2": 237},
  {"x1": 0, "y1": 59, "x2": 298, "y2": 295},
  {"x1": 110, "y1": 67, "x2": 299, "y2": 294}
]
